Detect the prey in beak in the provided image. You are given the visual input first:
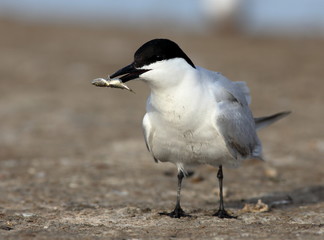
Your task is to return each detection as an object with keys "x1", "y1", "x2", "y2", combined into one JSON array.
[
  {"x1": 91, "y1": 63, "x2": 149, "y2": 93},
  {"x1": 91, "y1": 77, "x2": 135, "y2": 93}
]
